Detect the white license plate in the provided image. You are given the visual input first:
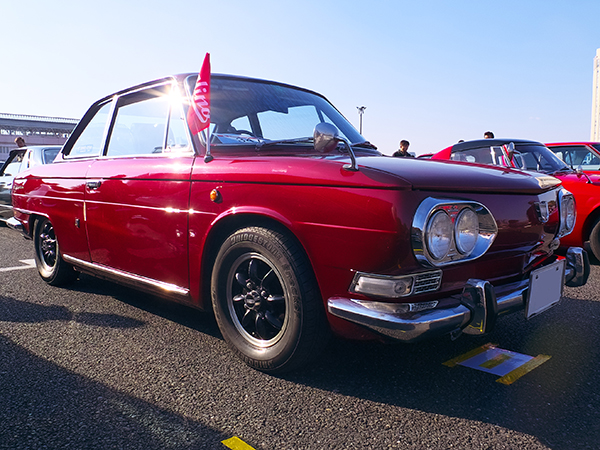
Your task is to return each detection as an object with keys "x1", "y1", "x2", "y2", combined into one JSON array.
[{"x1": 526, "y1": 259, "x2": 566, "y2": 319}]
